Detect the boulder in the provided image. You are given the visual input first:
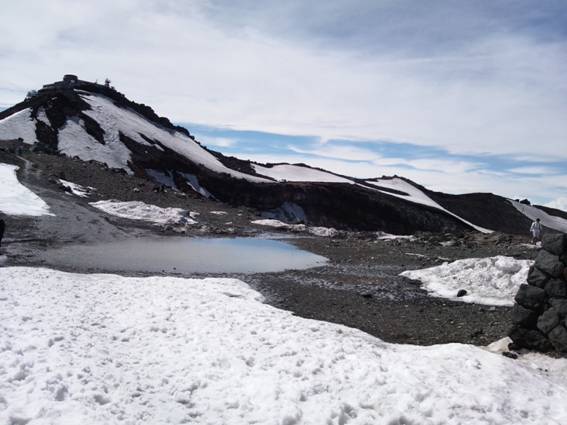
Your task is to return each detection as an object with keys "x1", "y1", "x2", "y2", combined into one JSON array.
[
  {"x1": 534, "y1": 250, "x2": 564, "y2": 278},
  {"x1": 526, "y1": 266, "x2": 550, "y2": 288},
  {"x1": 511, "y1": 304, "x2": 539, "y2": 327},
  {"x1": 537, "y1": 308, "x2": 560, "y2": 334},
  {"x1": 456, "y1": 289, "x2": 467, "y2": 297},
  {"x1": 514, "y1": 284, "x2": 546, "y2": 310},
  {"x1": 509, "y1": 326, "x2": 552, "y2": 352},
  {"x1": 544, "y1": 279, "x2": 567, "y2": 298},
  {"x1": 543, "y1": 234, "x2": 567, "y2": 256},
  {"x1": 549, "y1": 325, "x2": 567, "y2": 352},
  {"x1": 550, "y1": 298, "x2": 567, "y2": 317}
]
